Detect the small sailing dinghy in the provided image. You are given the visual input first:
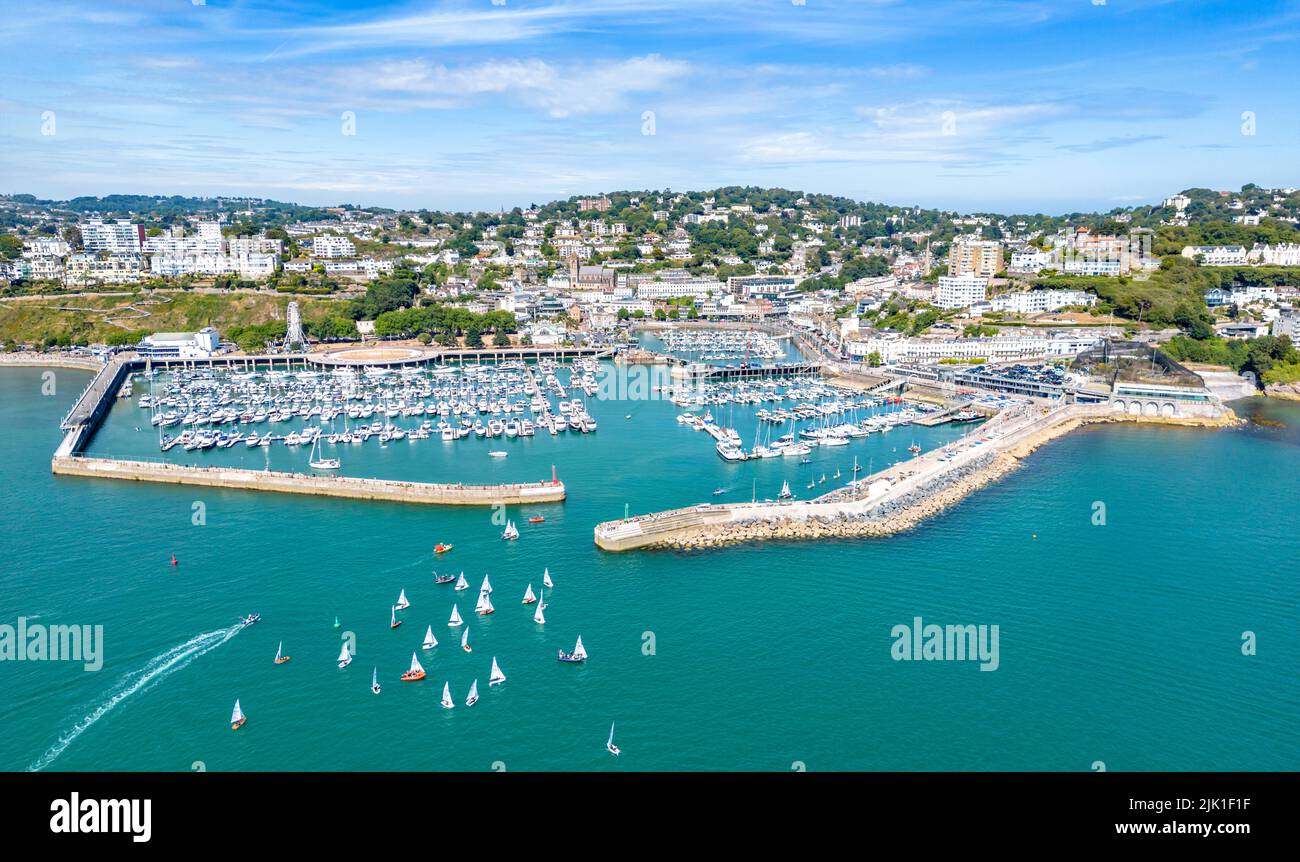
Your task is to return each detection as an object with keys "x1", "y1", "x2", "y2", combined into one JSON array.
[
  {"x1": 558, "y1": 635, "x2": 587, "y2": 663},
  {"x1": 337, "y1": 642, "x2": 353, "y2": 669},
  {"x1": 273, "y1": 641, "x2": 291, "y2": 665},
  {"x1": 454, "y1": 572, "x2": 469, "y2": 591},
  {"x1": 533, "y1": 593, "x2": 546, "y2": 625},
  {"x1": 333, "y1": 616, "x2": 341, "y2": 629},
  {"x1": 778, "y1": 480, "x2": 793, "y2": 499},
  {"x1": 448, "y1": 604, "x2": 464, "y2": 627},
  {"x1": 501, "y1": 520, "x2": 519, "y2": 541},
  {"x1": 394, "y1": 589, "x2": 410, "y2": 610},
  {"x1": 440, "y1": 682, "x2": 455, "y2": 709},
  {"x1": 543, "y1": 568, "x2": 554, "y2": 589},
  {"x1": 371, "y1": 667, "x2": 381, "y2": 695},
  {"x1": 489, "y1": 657, "x2": 506, "y2": 686},
  {"x1": 231, "y1": 699, "x2": 246, "y2": 731},
  {"x1": 401, "y1": 652, "x2": 426, "y2": 682},
  {"x1": 606, "y1": 721, "x2": 620, "y2": 756},
  {"x1": 465, "y1": 679, "x2": 480, "y2": 707},
  {"x1": 480, "y1": 574, "x2": 493, "y2": 594},
  {"x1": 390, "y1": 606, "x2": 402, "y2": 630},
  {"x1": 521, "y1": 584, "x2": 537, "y2": 605},
  {"x1": 422, "y1": 626, "x2": 438, "y2": 650},
  {"x1": 476, "y1": 590, "x2": 495, "y2": 616},
  {"x1": 461, "y1": 627, "x2": 472, "y2": 653}
]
